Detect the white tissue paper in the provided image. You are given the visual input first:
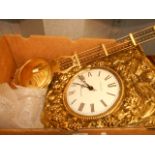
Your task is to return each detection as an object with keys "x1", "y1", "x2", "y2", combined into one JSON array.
[{"x1": 0, "y1": 83, "x2": 47, "y2": 128}]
